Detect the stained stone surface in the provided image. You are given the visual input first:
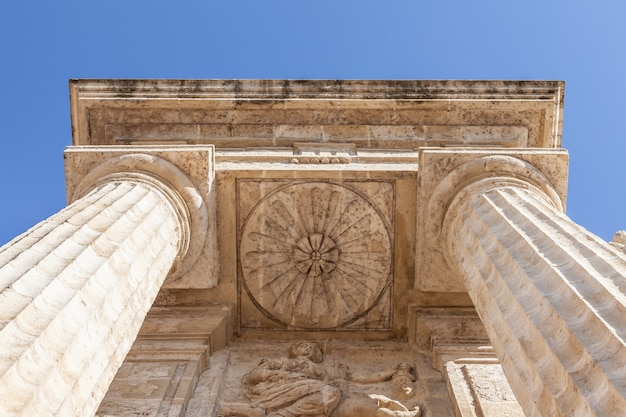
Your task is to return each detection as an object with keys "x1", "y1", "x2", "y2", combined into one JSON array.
[
  {"x1": 63, "y1": 146, "x2": 218, "y2": 289},
  {"x1": 611, "y1": 230, "x2": 626, "y2": 253},
  {"x1": 239, "y1": 181, "x2": 393, "y2": 329}
]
